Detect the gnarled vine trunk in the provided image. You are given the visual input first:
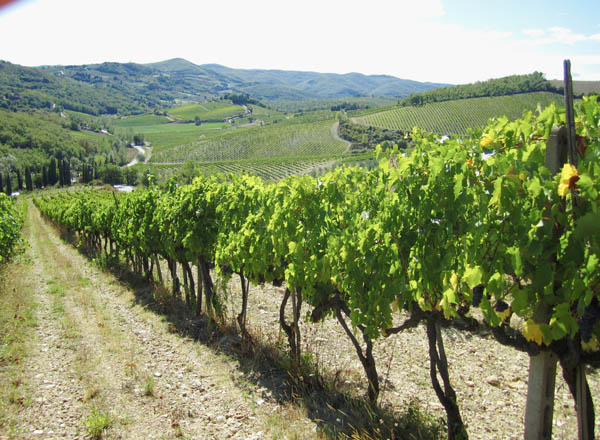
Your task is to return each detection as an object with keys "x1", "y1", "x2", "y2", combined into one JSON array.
[
  {"x1": 426, "y1": 316, "x2": 468, "y2": 440},
  {"x1": 279, "y1": 288, "x2": 302, "y2": 364},
  {"x1": 335, "y1": 302, "x2": 379, "y2": 401}
]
